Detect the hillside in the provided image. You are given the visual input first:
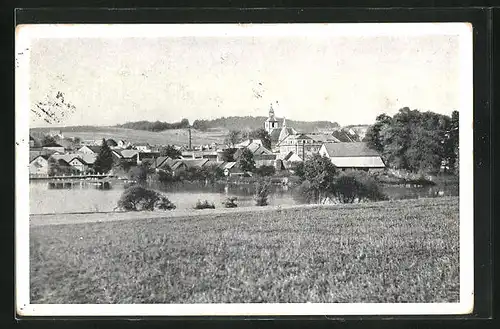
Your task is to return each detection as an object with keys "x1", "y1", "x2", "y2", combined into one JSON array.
[
  {"x1": 192, "y1": 116, "x2": 340, "y2": 132},
  {"x1": 30, "y1": 126, "x2": 228, "y2": 146}
]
